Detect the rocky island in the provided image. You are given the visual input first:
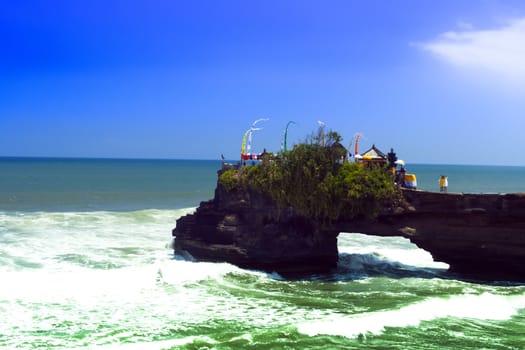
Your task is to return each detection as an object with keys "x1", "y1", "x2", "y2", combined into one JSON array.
[{"x1": 173, "y1": 132, "x2": 525, "y2": 281}]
